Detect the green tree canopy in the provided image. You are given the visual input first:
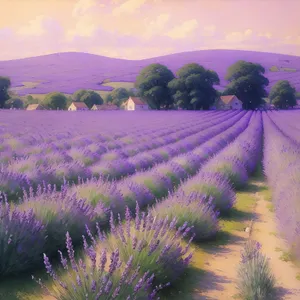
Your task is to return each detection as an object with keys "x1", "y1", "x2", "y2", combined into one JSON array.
[
  {"x1": 0, "y1": 76, "x2": 11, "y2": 108},
  {"x1": 72, "y1": 89, "x2": 88, "y2": 102},
  {"x1": 6, "y1": 97, "x2": 24, "y2": 109},
  {"x1": 269, "y1": 80, "x2": 296, "y2": 109},
  {"x1": 223, "y1": 60, "x2": 269, "y2": 110},
  {"x1": 79, "y1": 91, "x2": 103, "y2": 108},
  {"x1": 43, "y1": 92, "x2": 67, "y2": 110},
  {"x1": 168, "y1": 63, "x2": 220, "y2": 110},
  {"x1": 135, "y1": 63, "x2": 175, "y2": 110},
  {"x1": 105, "y1": 87, "x2": 132, "y2": 107}
]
